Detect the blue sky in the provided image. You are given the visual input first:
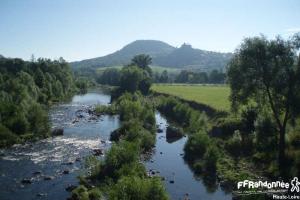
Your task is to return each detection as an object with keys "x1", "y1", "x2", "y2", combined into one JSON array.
[{"x1": 0, "y1": 0, "x2": 299, "y2": 61}]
